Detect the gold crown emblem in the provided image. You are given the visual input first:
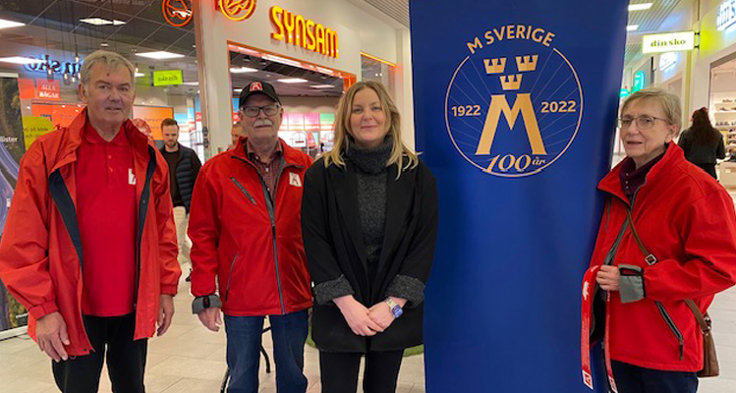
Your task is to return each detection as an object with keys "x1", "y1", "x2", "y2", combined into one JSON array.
[
  {"x1": 499, "y1": 74, "x2": 522, "y2": 90},
  {"x1": 516, "y1": 55, "x2": 538, "y2": 72},
  {"x1": 484, "y1": 58, "x2": 506, "y2": 74}
]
